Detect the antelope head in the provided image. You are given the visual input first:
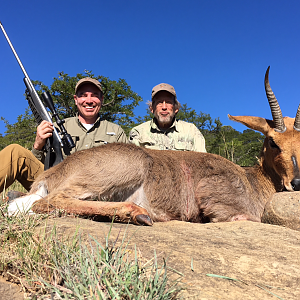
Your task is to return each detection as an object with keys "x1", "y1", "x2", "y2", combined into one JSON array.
[{"x1": 229, "y1": 66, "x2": 300, "y2": 191}]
